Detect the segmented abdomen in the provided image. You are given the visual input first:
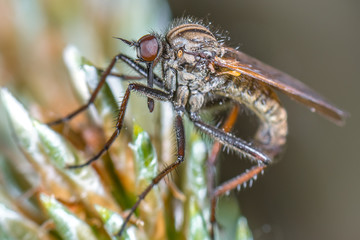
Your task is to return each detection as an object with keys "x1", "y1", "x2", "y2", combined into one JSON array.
[{"x1": 215, "y1": 76, "x2": 288, "y2": 160}]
